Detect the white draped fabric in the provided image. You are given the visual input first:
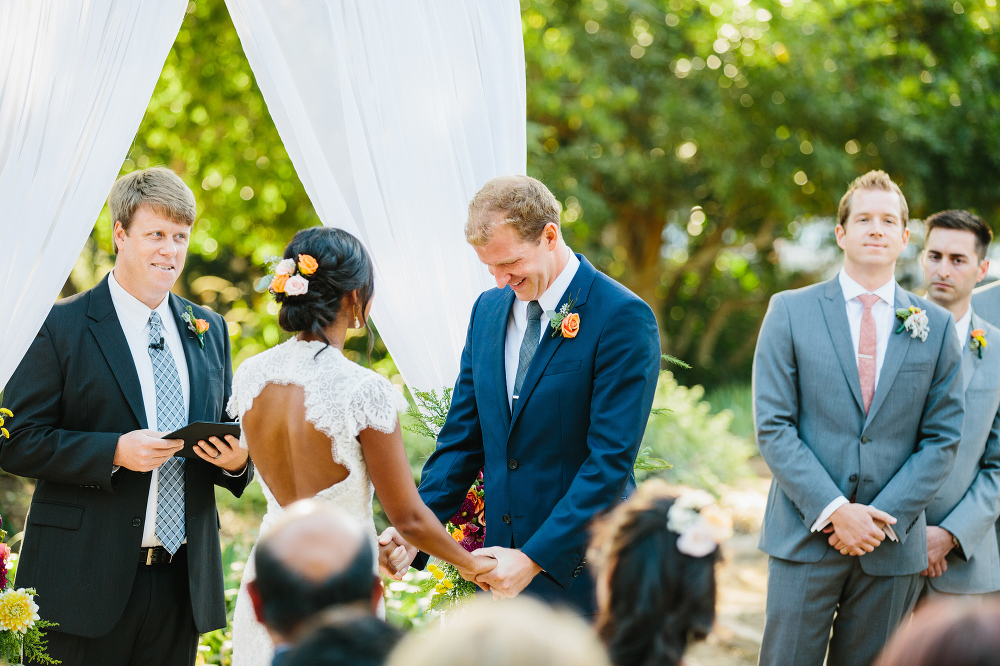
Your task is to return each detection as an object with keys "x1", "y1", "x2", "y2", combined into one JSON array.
[
  {"x1": 0, "y1": 0, "x2": 189, "y2": 390},
  {"x1": 226, "y1": 0, "x2": 526, "y2": 392}
]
